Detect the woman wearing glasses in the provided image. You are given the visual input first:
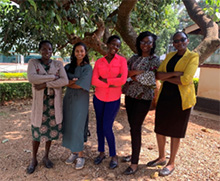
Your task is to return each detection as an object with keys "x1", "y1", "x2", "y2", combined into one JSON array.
[
  {"x1": 122, "y1": 31, "x2": 160, "y2": 175},
  {"x1": 147, "y1": 31, "x2": 199, "y2": 176}
]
